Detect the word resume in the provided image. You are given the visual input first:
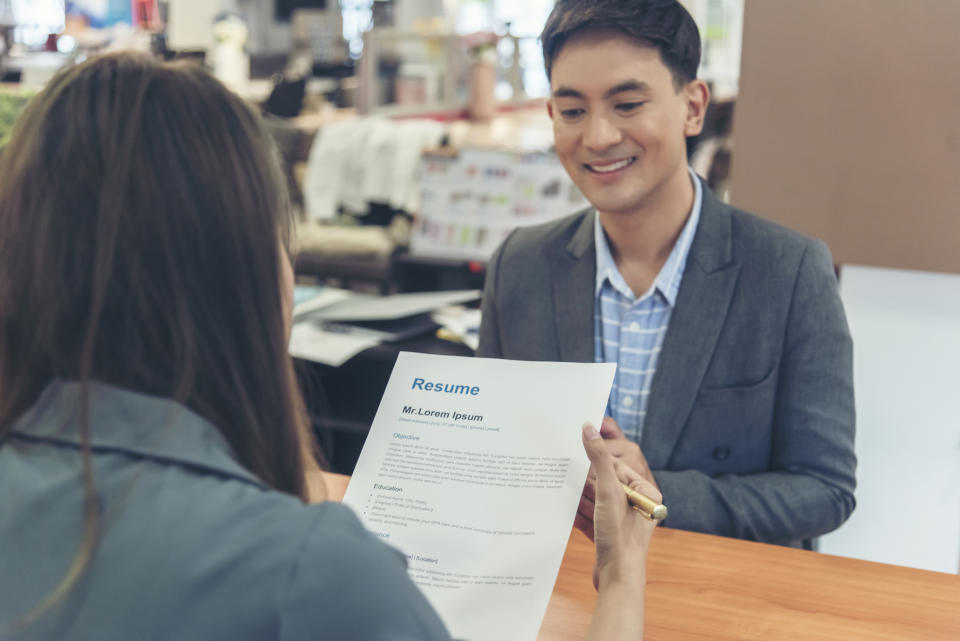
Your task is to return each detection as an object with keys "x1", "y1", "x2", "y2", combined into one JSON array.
[{"x1": 342, "y1": 352, "x2": 616, "y2": 641}]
